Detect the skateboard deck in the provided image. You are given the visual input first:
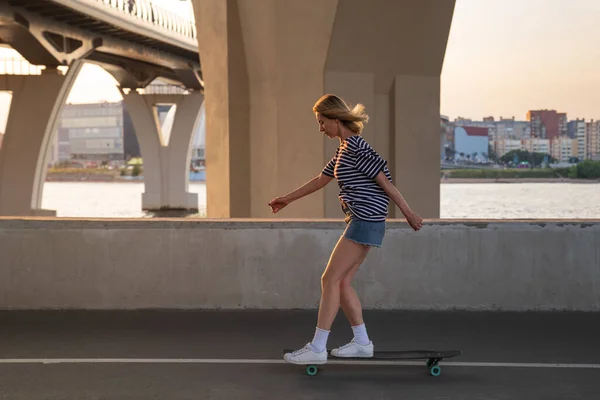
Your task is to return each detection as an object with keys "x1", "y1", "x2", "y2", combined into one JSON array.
[{"x1": 282, "y1": 349, "x2": 462, "y2": 377}]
